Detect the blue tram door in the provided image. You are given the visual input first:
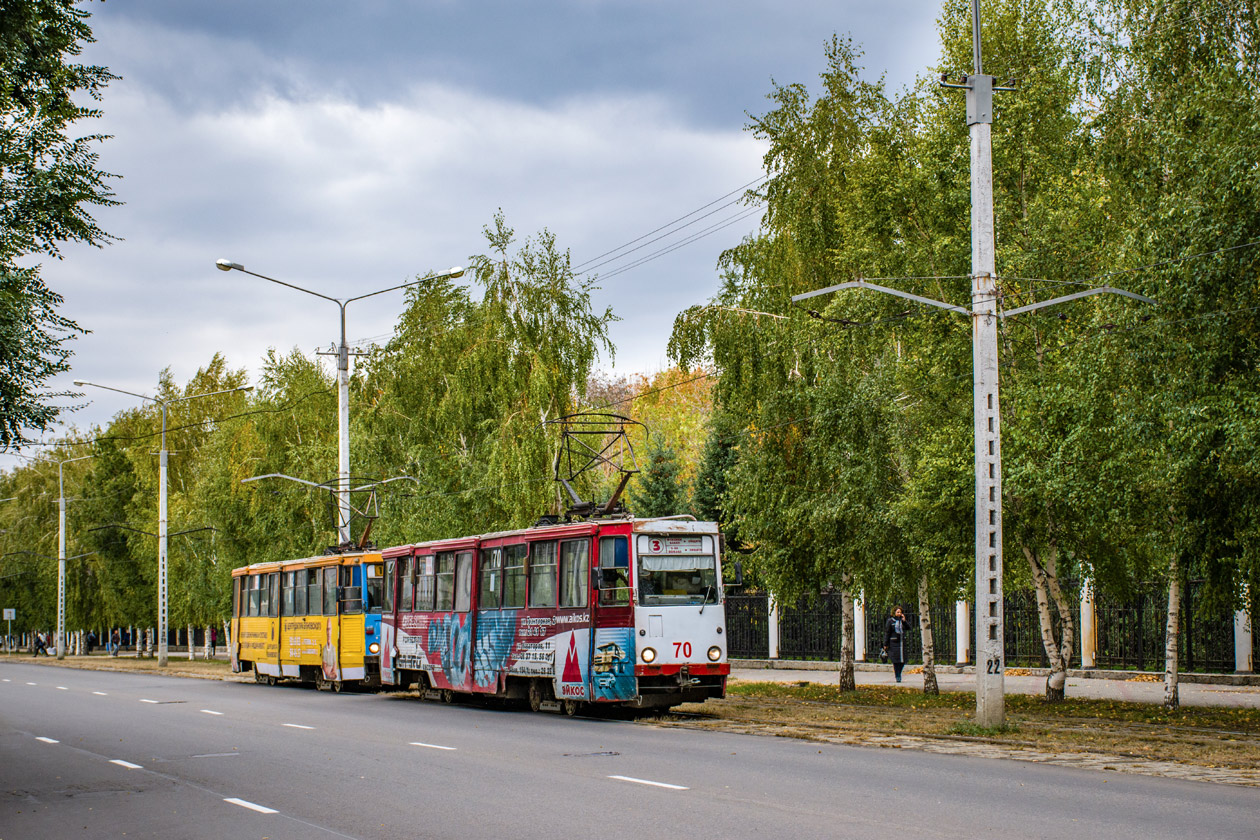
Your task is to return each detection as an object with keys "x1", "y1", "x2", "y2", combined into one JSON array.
[{"x1": 591, "y1": 535, "x2": 635, "y2": 702}]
